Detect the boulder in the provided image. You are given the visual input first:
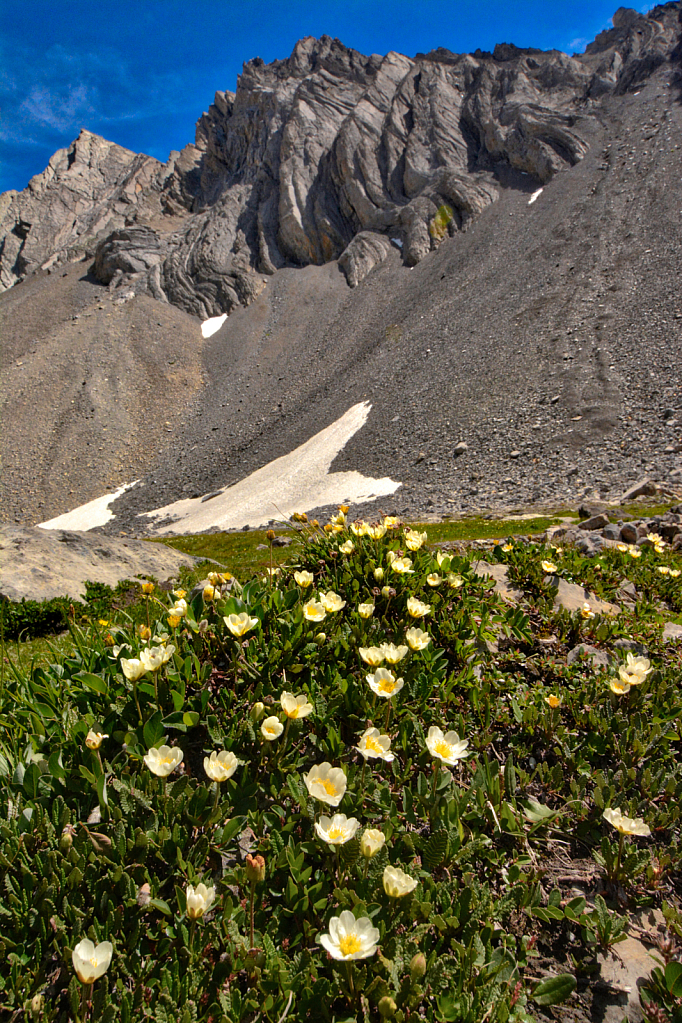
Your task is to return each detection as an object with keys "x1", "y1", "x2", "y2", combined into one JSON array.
[
  {"x1": 545, "y1": 575, "x2": 620, "y2": 616},
  {"x1": 472, "y1": 561, "x2": 523, "y2": 604},
  {"x1": 0, "y1": 525, "x2": 202, "y2": 603}
]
